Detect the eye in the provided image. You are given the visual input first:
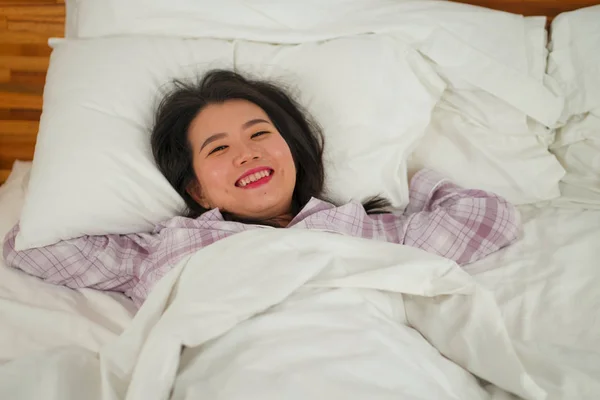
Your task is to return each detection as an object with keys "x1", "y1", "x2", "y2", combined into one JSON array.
[
  {"x1": 208, "y1": 145, "x2": 228, "y2": 155},
  {"x1": 251, "y1": 131, "x2": 269, "y2": 139}
]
